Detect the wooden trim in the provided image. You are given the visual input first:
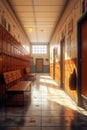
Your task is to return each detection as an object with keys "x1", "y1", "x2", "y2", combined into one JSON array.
[
  {"x1": 53, "y1": 48, "x2": 55, "y2": 79},
  {"x1": 60, "y1": 37, "x2": 65, "y2": 88},
  {"x1": 77, "y1": 12, "x2": 87, "y2": 106}
]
